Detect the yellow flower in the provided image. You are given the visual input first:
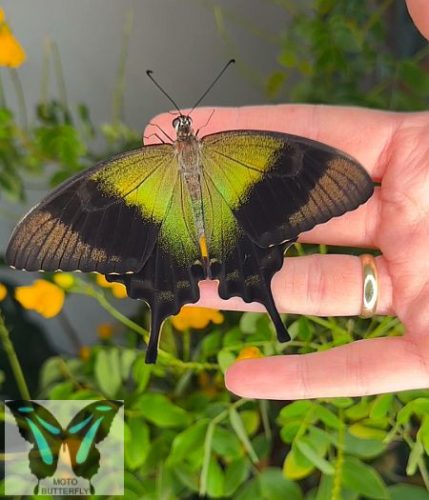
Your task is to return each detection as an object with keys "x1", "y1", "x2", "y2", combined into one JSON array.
[
  {"x1": 236, "y1": 346, "x2": 264, "y2": 361},
  {"x1": 0, "y1": 283, "x2": 7, "y2": 301},
  {"x1": 53, "y1": 273, "x2": 75, "y2": 289},
  {"x1": 95, "y1": 274, "x2": 127, "y2": 299},
  {"x1": 0, "y1": 8, "x2": 26, "y2": 68},
  {"x1": 171, "y1": 306, "x2": 224, "y2": 331},
  {"x1": 79, "y1": 345, "x2": 91, "y2": 361},
  {"x1": 15, "y1": 280, "x2": 64, "y2": 318},
  {"x1": 97, "y1": 322, "x2": 114, "y2": 340}
]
